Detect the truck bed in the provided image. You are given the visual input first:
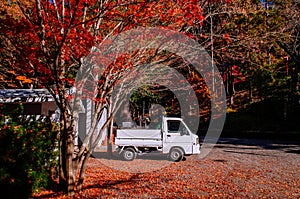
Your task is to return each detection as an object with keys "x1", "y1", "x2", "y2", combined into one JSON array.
[{"x1": 115, "y1": 129, "x2": 162, "y2": 147}]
